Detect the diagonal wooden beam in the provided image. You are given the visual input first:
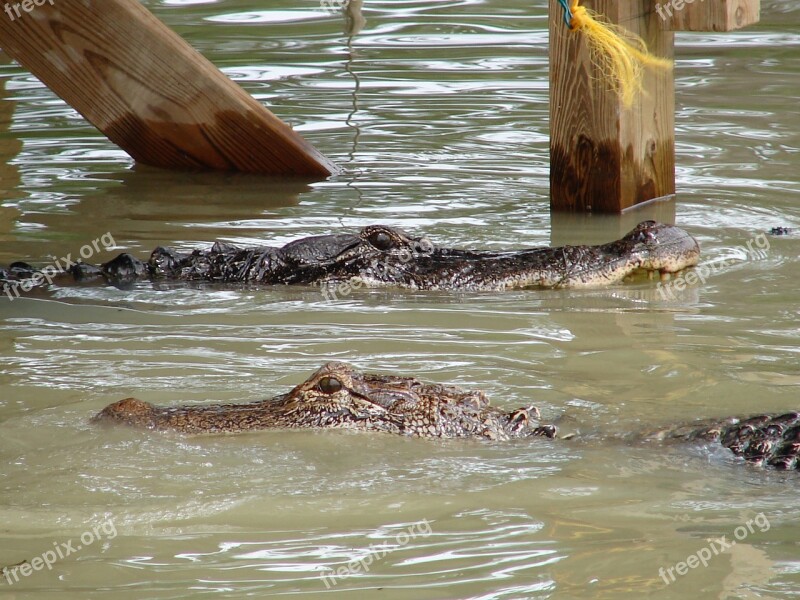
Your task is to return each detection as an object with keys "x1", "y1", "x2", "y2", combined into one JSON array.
[{"x1": 0, "y1": 0, "x2": 338, "y2": 177}]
